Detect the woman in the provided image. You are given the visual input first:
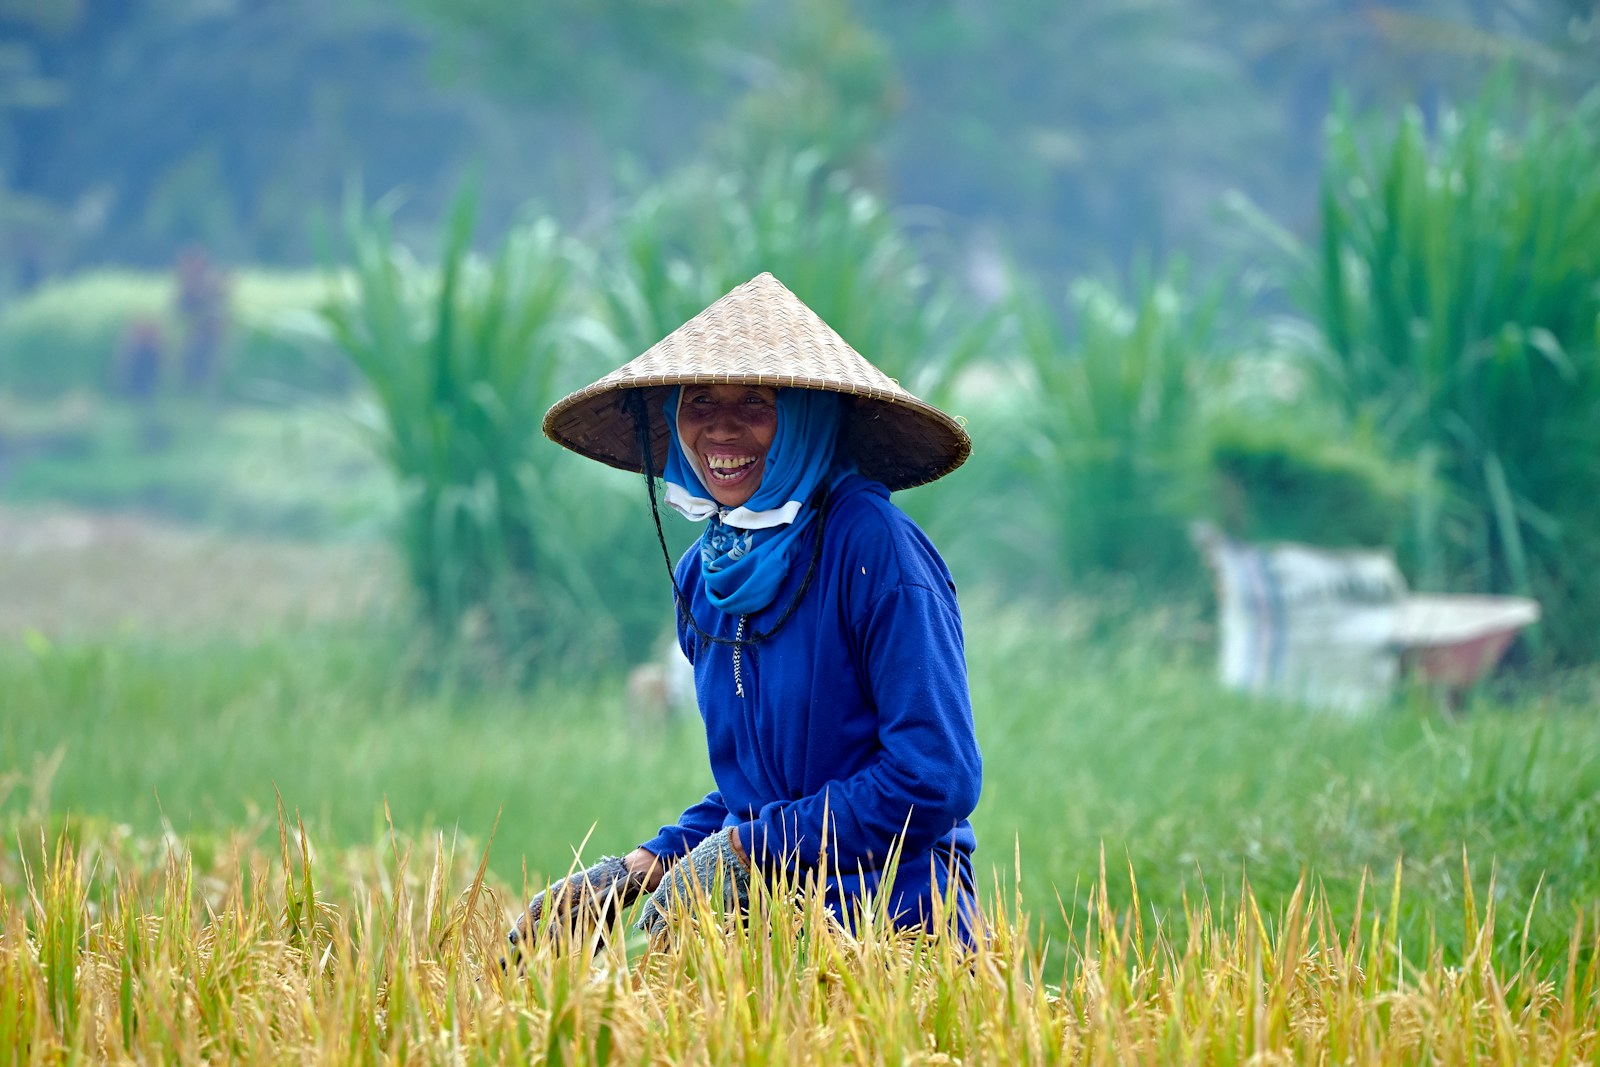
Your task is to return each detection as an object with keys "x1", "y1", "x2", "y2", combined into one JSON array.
[{"x1": 512, "y1": 273, "x2": 981, "y2": 951}]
